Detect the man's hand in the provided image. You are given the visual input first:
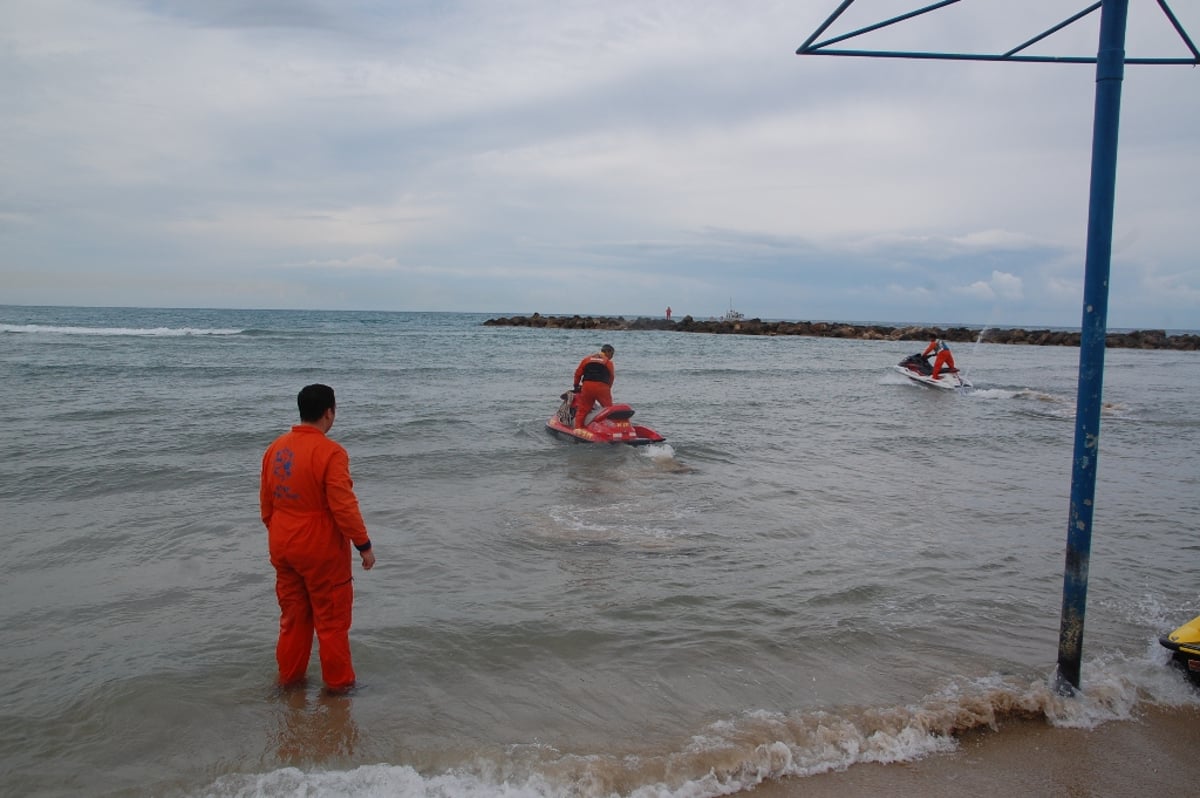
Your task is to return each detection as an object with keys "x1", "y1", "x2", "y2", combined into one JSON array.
[{"x1": 360, "y1": 549, "x2": 376, "y2": 570}]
